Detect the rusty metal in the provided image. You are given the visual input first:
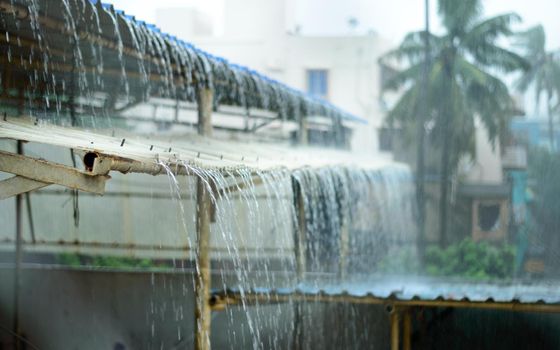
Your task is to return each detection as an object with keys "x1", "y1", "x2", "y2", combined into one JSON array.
[{"x1": 210, "y1": 290, "x2": 560, "y2": 314}]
